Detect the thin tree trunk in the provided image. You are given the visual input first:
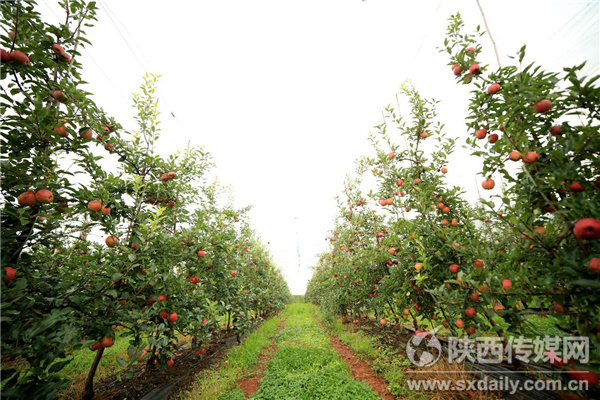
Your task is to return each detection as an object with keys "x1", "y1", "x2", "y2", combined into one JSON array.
[{"x1": 82, "y1": 347, "x2": 105, "y2": 400}]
